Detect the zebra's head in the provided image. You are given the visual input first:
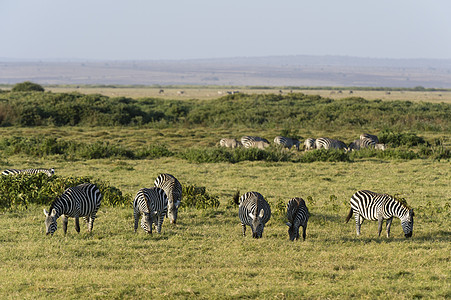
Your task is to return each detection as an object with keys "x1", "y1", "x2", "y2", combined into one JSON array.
[
  {"x1": 249, "y1": 209, "x2": 265, "y2": 238},
  {"x1": 43, "y1": 208, "x2": 57, "y2": 235},
  {"x1": 401, "y1": 209, "x2": 414, "y2": 238},
  {"x1": 141, "y1": 211, "x2": 153, "y2": 234},
  {"x1": 286, "y1": 221, "x2": 300, "y2": 241},
  {"x1": 168, "y1": 200, "x2": 181, "y2": 224}
]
